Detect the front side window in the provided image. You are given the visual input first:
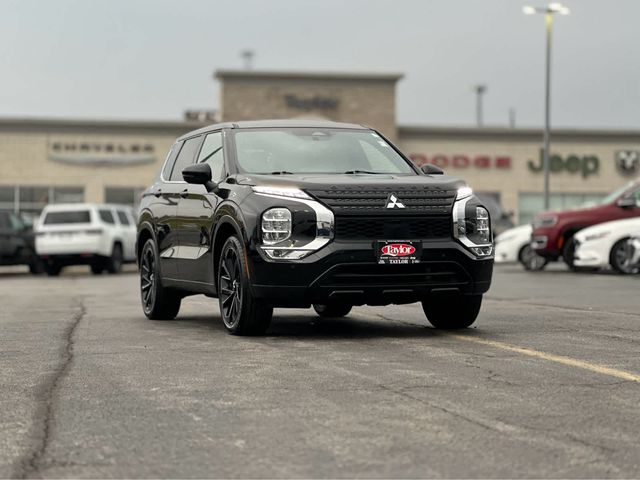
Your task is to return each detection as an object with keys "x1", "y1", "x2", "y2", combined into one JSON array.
[
  {"x1": 233, "y1": 129, "x2": 415, "y2": 175},
  {"x1": 198, "y1": 132, "x2": 225, "y2": 182},
  {"x1": 169, "y1": 137, "x2": 202, "y2": 181},
  {"x1": 99, "y1": 209, "x2": 115, "y2": 224}
]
